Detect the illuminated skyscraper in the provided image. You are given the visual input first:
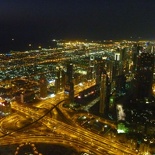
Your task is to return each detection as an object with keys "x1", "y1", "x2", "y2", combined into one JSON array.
[
  {"x1": 55, "y1": 66, "x2": 61, "y2": 93},
  {"x1": 132, "y1": 44, "x2": 143, "y2": 73},
  {"x1": 60, "y1": 67, "x2": 65, "y2": 91},
  {"x1": 55, "y1": 66, "x2": 65, "y2": 93},
  {"x1": 67, "y1": 63, "x2": 73, "y2": 83},
  {"x1": 40, "y1": 74, "x2": 48, "y2": 98},
  {"x1": 134, "y1": 52, "x2": 154, "y2": 99},
  {"x1": 65, "y1": 63, "x2": 74, "y2": 102},
  {"x1": 96, "y1": 63, "x2": 103, "y2": 85},
  {"x1": 114, "y1": 50, "x2": 123, "y2": 76},
  {"x1": 87, "y1": 55, "x2": 95, "y2": 80},
  {"x1": 99, "y1": 73, "x2": 107, "y2": 115}
]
